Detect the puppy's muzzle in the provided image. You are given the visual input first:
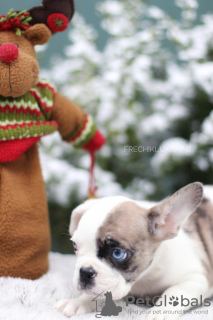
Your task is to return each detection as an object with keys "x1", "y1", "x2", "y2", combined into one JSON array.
[{"x1": 79, "y1": 266, "x2": 97, "y2": 289}]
